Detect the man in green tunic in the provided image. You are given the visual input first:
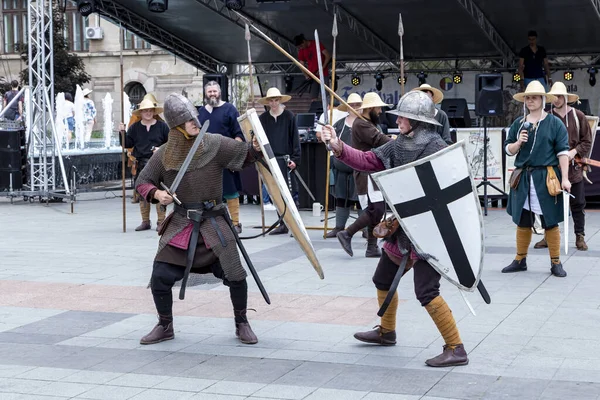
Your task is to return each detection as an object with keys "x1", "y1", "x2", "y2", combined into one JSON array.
[{"x1": 502, "y1": 81, "x2": 570, "y2": 277}]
